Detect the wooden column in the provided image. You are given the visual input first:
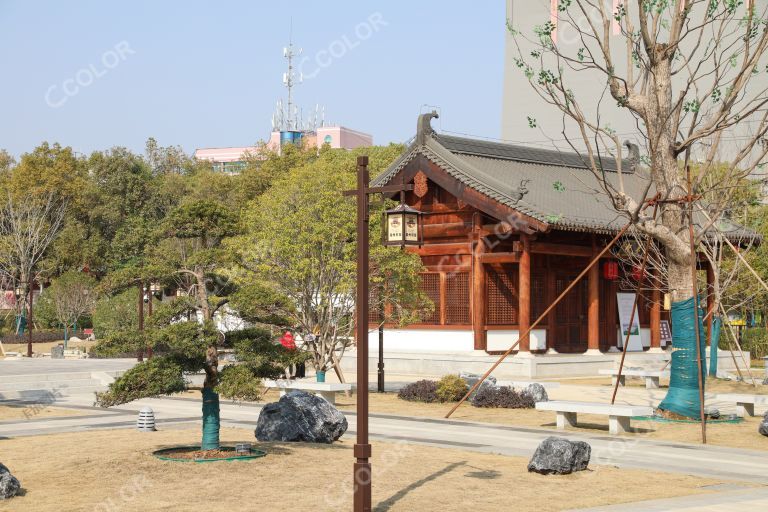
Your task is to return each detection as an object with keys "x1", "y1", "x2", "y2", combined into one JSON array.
[
  {"x1": 587, "y1": 255, "x2": 600, "y2": 352},
  {"x1": 706, "y1": 262, "x2": 715, "y2": 346},
  {"x1": 472, "y1": 213, "x2": 487, "y2": 351},
  {"x1": 650, "y1": 274, "x2": 661, "y2": 350},
  {"x1": 518, "y1": 234, "x2": 531, "y2": 352}
]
